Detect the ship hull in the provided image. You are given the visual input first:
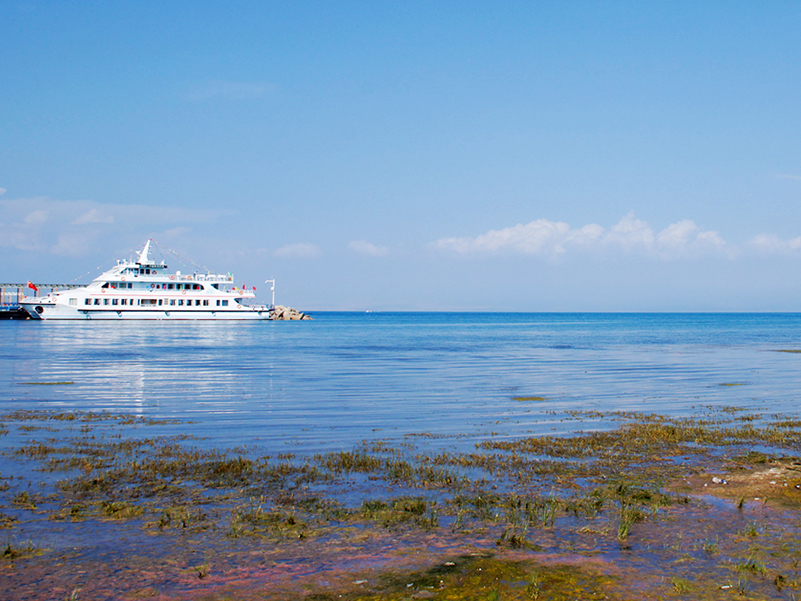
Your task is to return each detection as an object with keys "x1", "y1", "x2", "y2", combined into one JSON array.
[{"x1": 21, "y1": 302, "x2": 272, "y2": 320}]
